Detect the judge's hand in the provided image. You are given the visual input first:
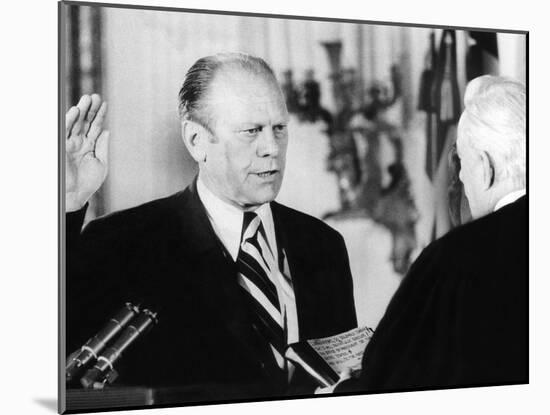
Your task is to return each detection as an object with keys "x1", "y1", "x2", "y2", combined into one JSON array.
[
  {"x1": 314, "y1": 367, "x2": 357, "y2": 395},
  {"x1": 65, "y1": 94, "x2": 110, "y2": 212}
]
